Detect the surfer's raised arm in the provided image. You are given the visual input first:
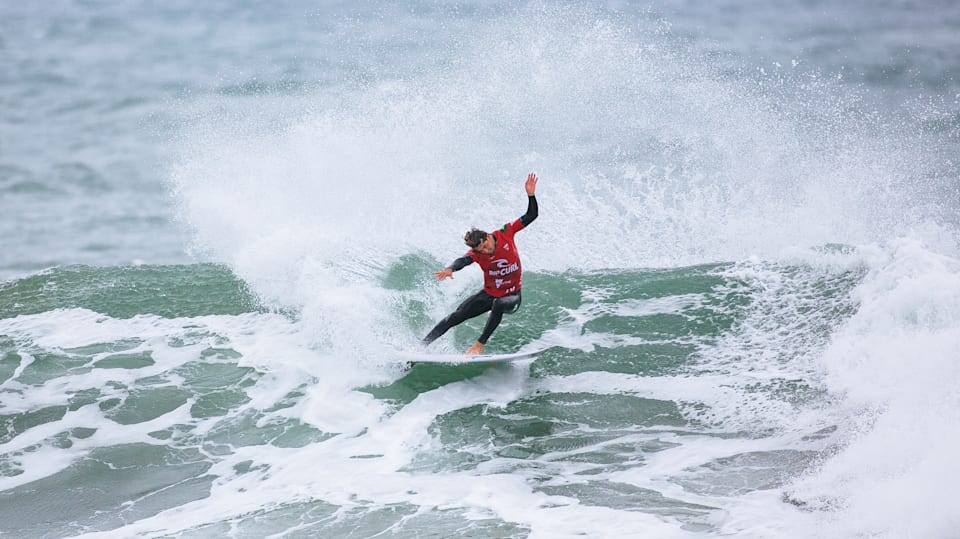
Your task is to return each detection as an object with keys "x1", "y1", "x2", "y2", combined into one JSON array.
[{"x1": 520, "y1": 172, "x2": 538, "y2": 227}]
